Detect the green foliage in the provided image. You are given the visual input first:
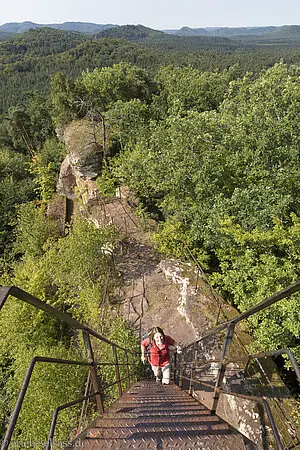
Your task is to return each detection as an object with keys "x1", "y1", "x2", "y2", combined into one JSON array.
[
  {"x1": 5, "y1": 106, "x2": 33, "y2": 153},
  {"x1": 13, "y1": 202, "x2": 58, "y2": 257},
  {"x1": 210, "y1": 215, "x2": 300, "y2": 360},
  {"x1": 43, "y1": 219, "x2": 117, "y2": 311},
  {"x1": 0, "y1": 147, "x2": 29, "y2": 180},
  {"x1": 0, "y1": 129, "x2": 62, "y2": 271},
  {"x1": 95, "y1": 24, "x2": 165, "y2": 41},
  {"x1": 50, "y1": 72, "x2": 86, "y2": 127},
  {"x1": 0, "y1": 147, "x2": 34, "y2": 259},
  {"x1": 117, "y1": 63, "x2": 300, "y2": 241},
  {"x1": 116, "y1": 110, "x2": 225, "y2": 233},
  {"x1": 26, "y1": 92, "x2": 56, "y2": 146},
  {"x1": 152, "y1": 219, "x2": 189, "y2": 258},
  {"x1": 28, "y1": 139, "x2": 66, "y2": 202},
  {"x1": 2, "y1": 29, "x2": 300, "y2": 440},
  {"x1": 81, "y1": 62, "x2": 156, "y2": 110},
  {"x1": 95, "y1": 160, "x2": 117, "y2": 197},
  {"x1": 11, "y1": 217, "x2": 118, "y2": 320},
  {"x1": 0, "y1": 301, "x2": 87, "y2": 444},
  {"x1": 216, "y1": 63, "x2": 300, "y2": 230},
  {"x1": 0, "y1": 136, "x2": 63, "y2": 265},
  {"x1": 152, "y1": 218, "x2": 210, "y2": 267},
  {"x1": 35, "y1": 138, "x2": 66, "y2": 171},
  {"x1": 28, "y1": 155, "x2": 58, "y2": 202},
  {"x1": 0, "y1": 27, "x2": 88, "y2": 59},
  {"x1": 1, "y1": 92, "x2": 55, "y2": 154},
  {"x1": 106, "y1": 99, "x2": 150, "y2": 149},
  {"x1": 154, "y1": 65, "x2": 236, "y2": 117},
  {"x1": 3, "y1": 25, "x2": 300, "y2": 115},
  {"x1": 0, "y1": 215, "x2": 120, "y2": 440},
  {"x1": 14, "y1": 349, "x2": 86, "y2": 446}
]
